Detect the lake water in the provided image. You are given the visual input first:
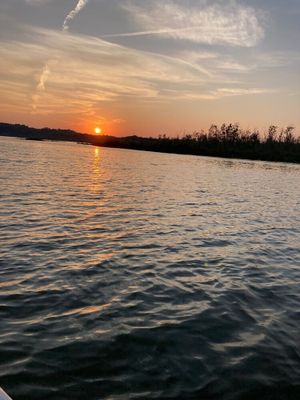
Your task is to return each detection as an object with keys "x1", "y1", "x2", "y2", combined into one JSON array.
[{"x1": 0, "y1": 137, "x2": 300, "y2": 400}]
